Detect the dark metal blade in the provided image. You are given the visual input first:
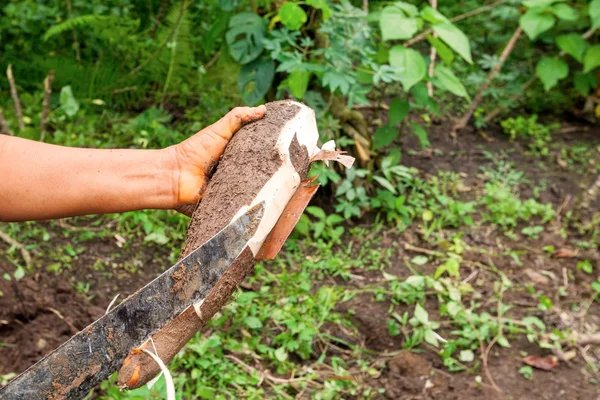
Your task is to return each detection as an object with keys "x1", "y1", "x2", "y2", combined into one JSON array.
[{"x1": 0, "y1": 202, "x2": 264, "y2": 400}]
